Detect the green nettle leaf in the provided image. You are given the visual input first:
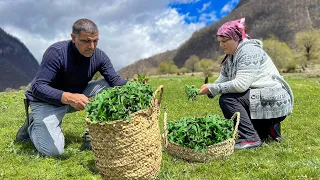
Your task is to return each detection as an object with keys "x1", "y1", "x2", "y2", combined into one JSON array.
[
  {"x1": 167, "y1": 114, "x2": 234, "y2": 154},
  {"x1": 85, "y1": 80, "x2": 153, "y2": 123},
  {"x1": 134, "y1": 74, "x2": 149, "y2": 84},
  {"x1": 185, "y1": 85, "x2": 199, "y2": 101}
]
